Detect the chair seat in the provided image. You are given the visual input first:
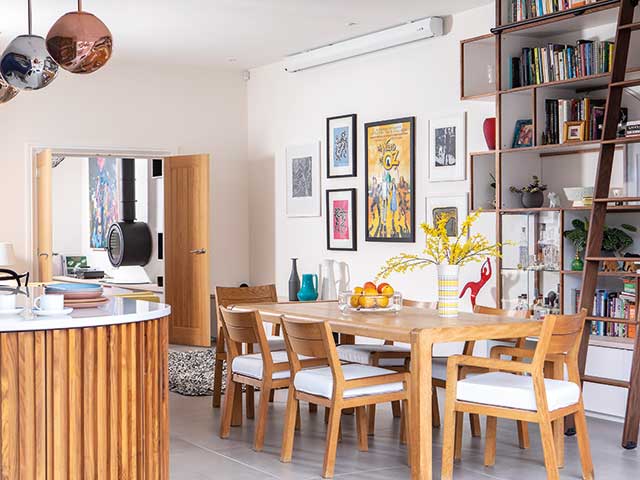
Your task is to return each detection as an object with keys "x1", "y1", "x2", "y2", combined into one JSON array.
[
  {"x1": 294, "y1": 364, "x2": 404, "y2": 399},
  {"x1": 337, "y1": 344, "x2": 410, "y2": 367},
  {"x1": 232, "y1": 350, "x2": 302, "y2": 381},
  {"x1": 456, "y1": 372, "x2": 580, "y2": 412}
]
